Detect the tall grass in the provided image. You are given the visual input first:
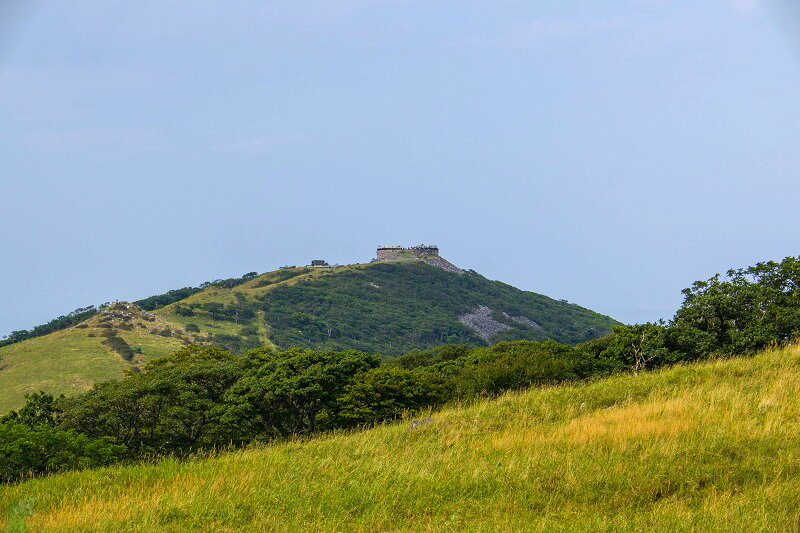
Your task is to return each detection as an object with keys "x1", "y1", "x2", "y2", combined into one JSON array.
[{"x1": 3, "y1": 346, "x2": 800, "y2": 531}]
